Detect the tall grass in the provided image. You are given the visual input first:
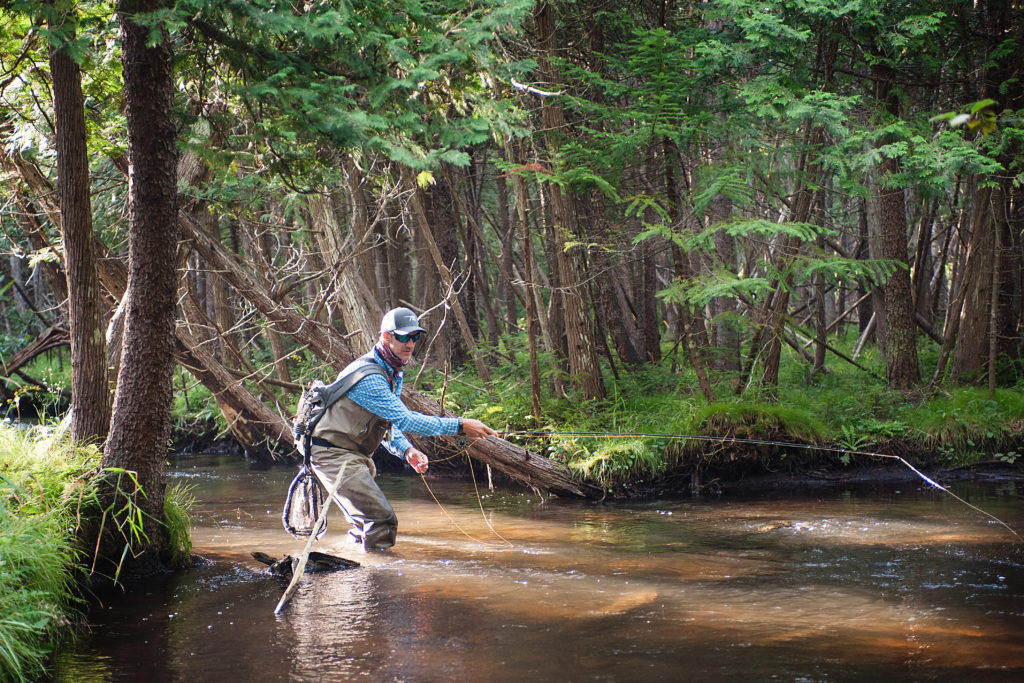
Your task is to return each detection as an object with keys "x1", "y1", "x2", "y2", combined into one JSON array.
[
  {"x1": 0, "y1": 424, "x2": 95, "y2": 682},
  {"x1": 164, "y1": 483, "x2": 195, "y2": 568},
  {"x1": 0, "y1": 423, "x2": 196, "y2": 680}
]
